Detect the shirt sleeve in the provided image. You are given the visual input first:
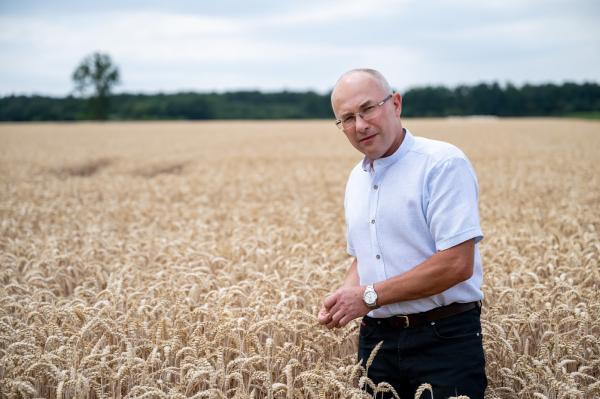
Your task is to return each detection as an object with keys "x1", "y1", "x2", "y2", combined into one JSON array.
[{"x1": 425, "y1": 156, "x2": 483, "y2": 251}]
